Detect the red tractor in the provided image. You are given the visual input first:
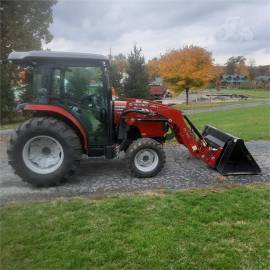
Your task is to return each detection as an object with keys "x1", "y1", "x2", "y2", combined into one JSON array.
[{"x1": 7, "y1": 51, "x2": 261, "y2": 186}]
